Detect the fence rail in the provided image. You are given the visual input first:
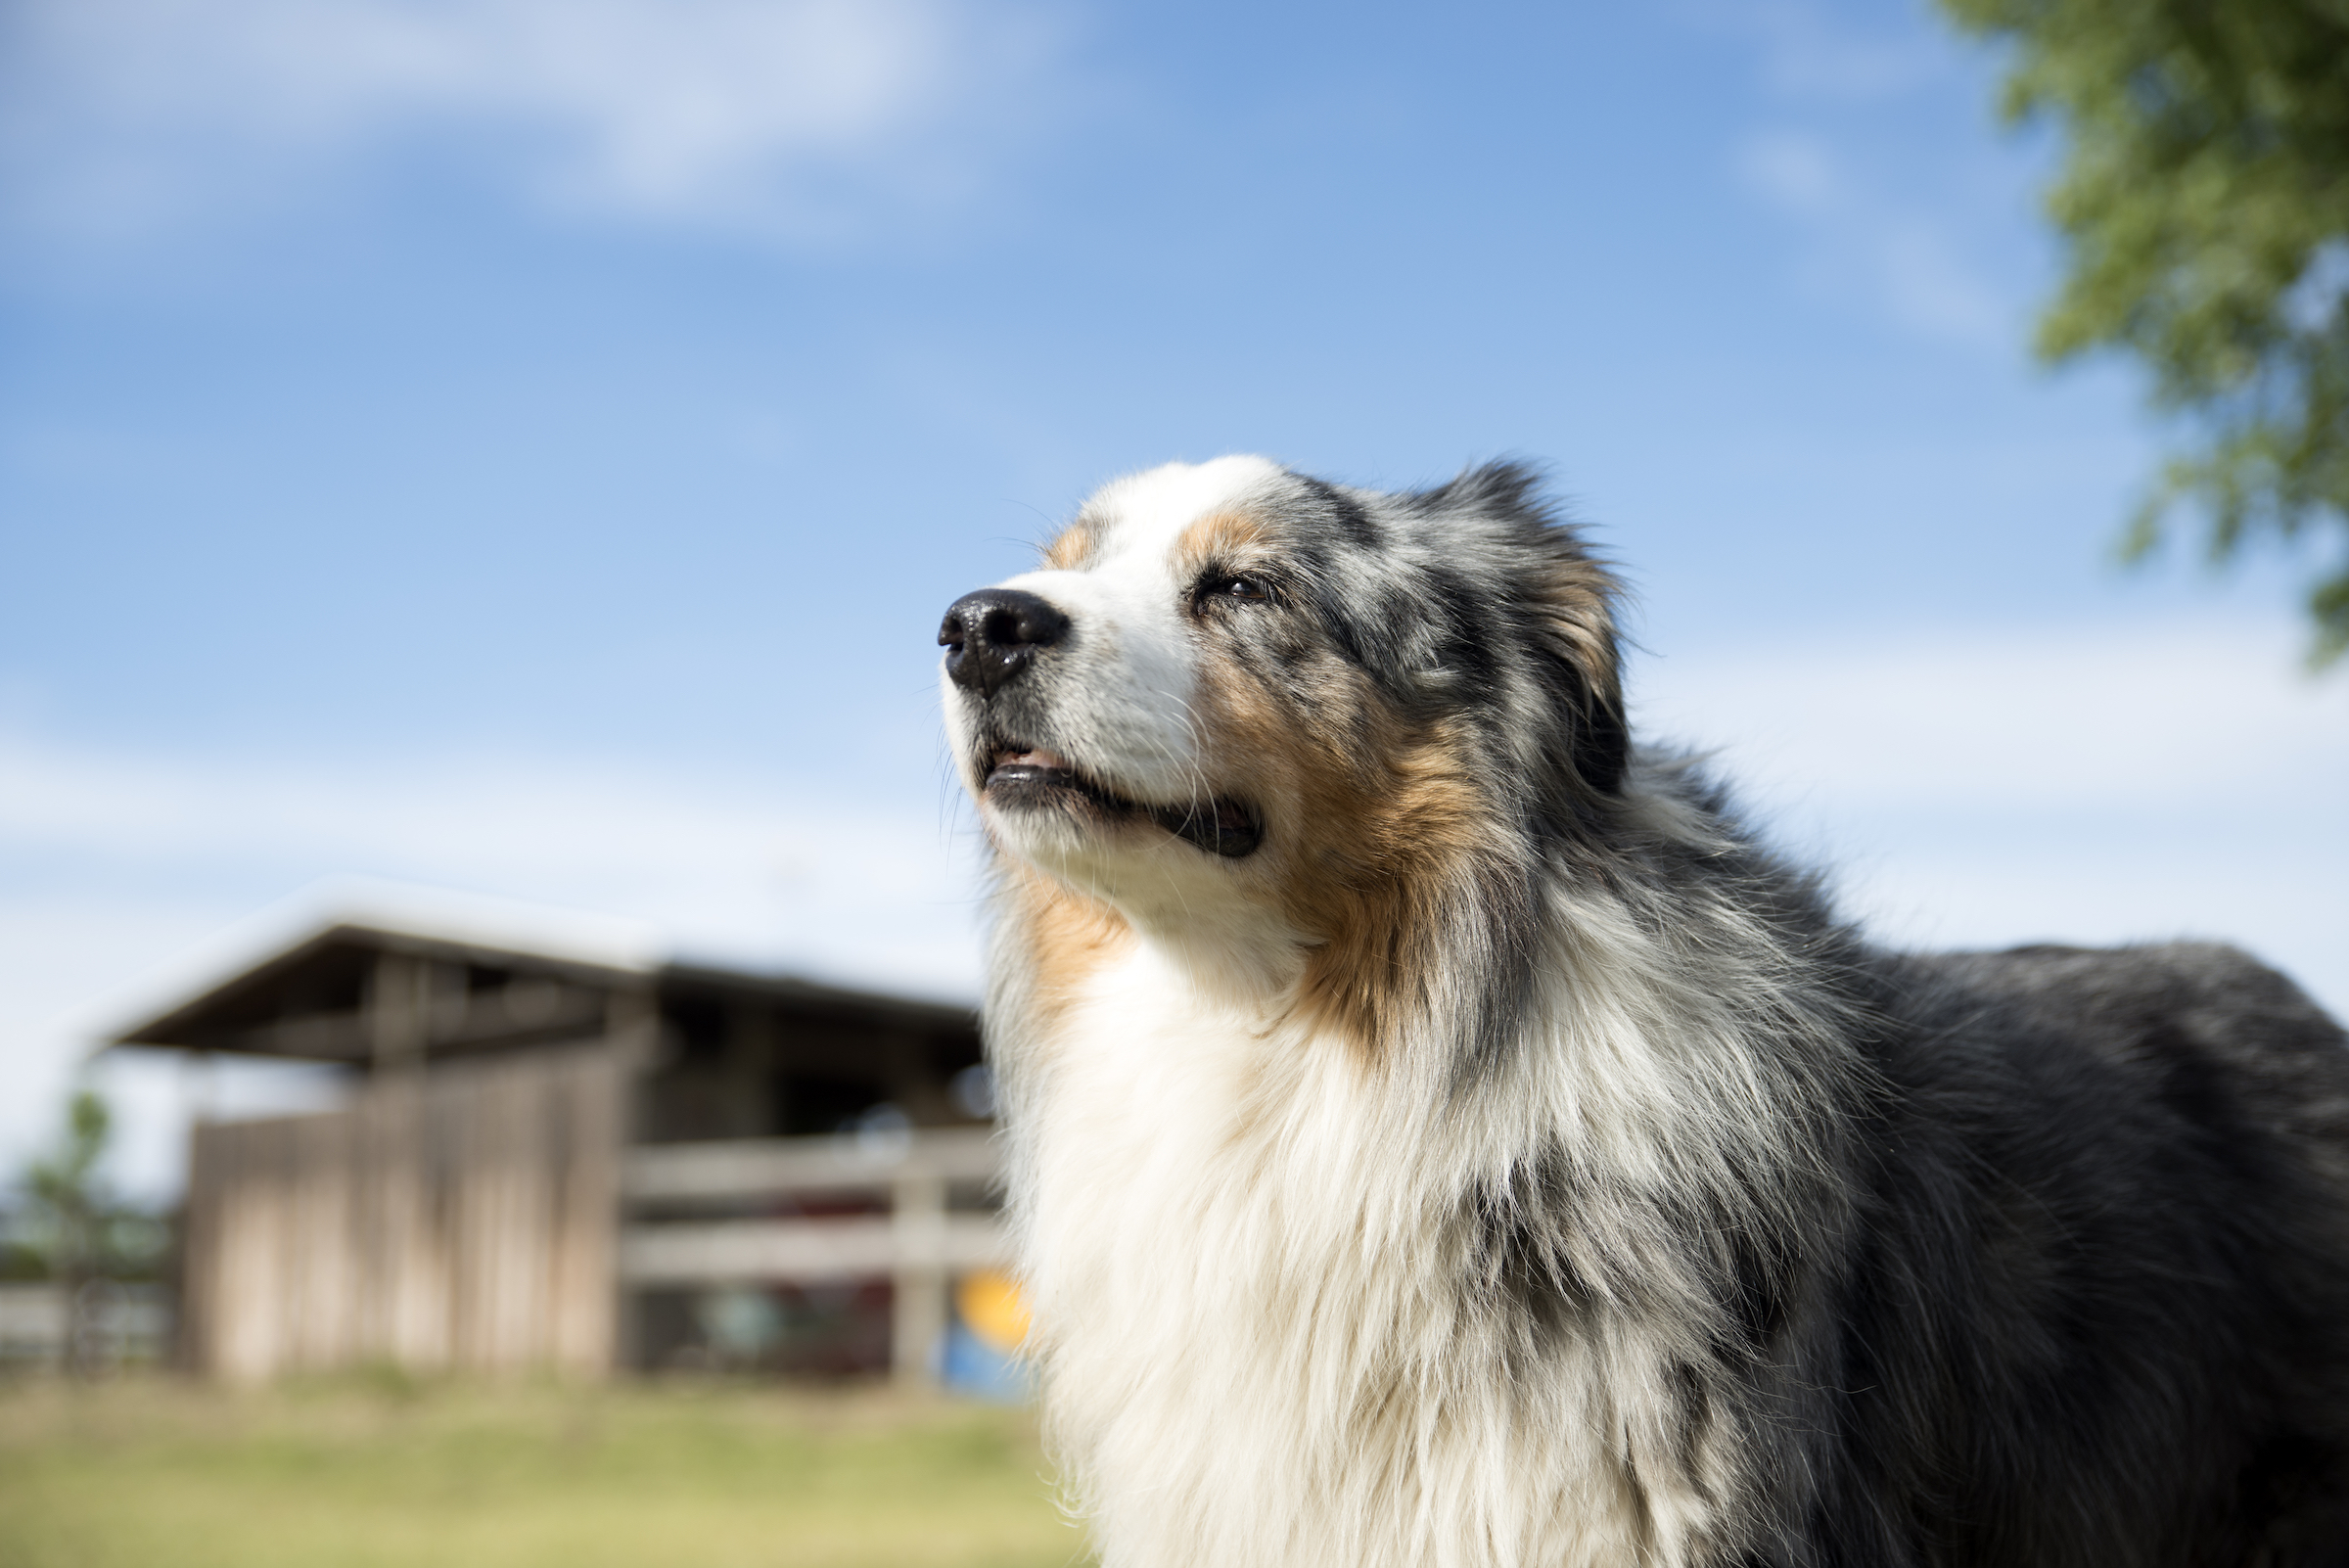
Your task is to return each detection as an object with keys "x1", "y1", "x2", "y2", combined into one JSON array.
[
  {"x1": 621, "y1": 1127, "x2": 1000, "y2": 1202},
  {"x1": 0, "y1": 1283, "x2": 171, "y2": 1369},
  {"x1": 619, "y1": 1128, "x2": 1008, "y2": 1384},
  {"x1": 617, "y1": 1215, "x2": 1008, "y2": 1284}
]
